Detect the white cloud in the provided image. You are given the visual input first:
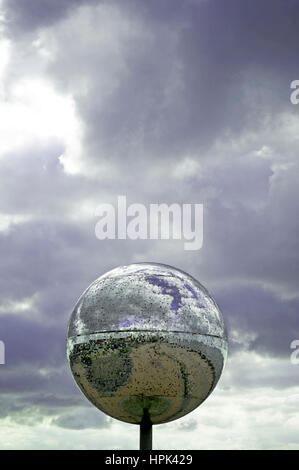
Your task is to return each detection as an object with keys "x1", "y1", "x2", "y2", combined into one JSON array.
[
  {"x1": 0, "y1": 212, "x2": 33, "y2": 233},
  {"x1": 172, "y1": 157, "x2": 202, "y2": 180},
  {"x1": 0, "y1": 296, "x2": 36, "y2": 314},
  {"x1": 0, "y1": 77, "x2": 82, "y2": 162}
]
